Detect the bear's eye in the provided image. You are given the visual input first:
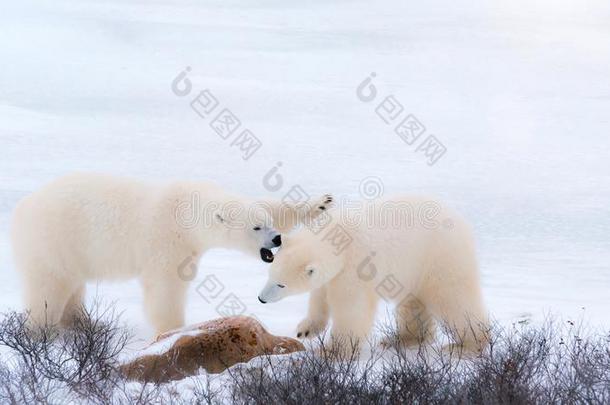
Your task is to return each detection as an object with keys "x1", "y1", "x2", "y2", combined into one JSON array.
[
  {"x1": 253, "y1": 226, "x2": 261, "y2": 231},
  {"x1": 276, "y1": 284, "x2": 285, "y2": 288}
]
